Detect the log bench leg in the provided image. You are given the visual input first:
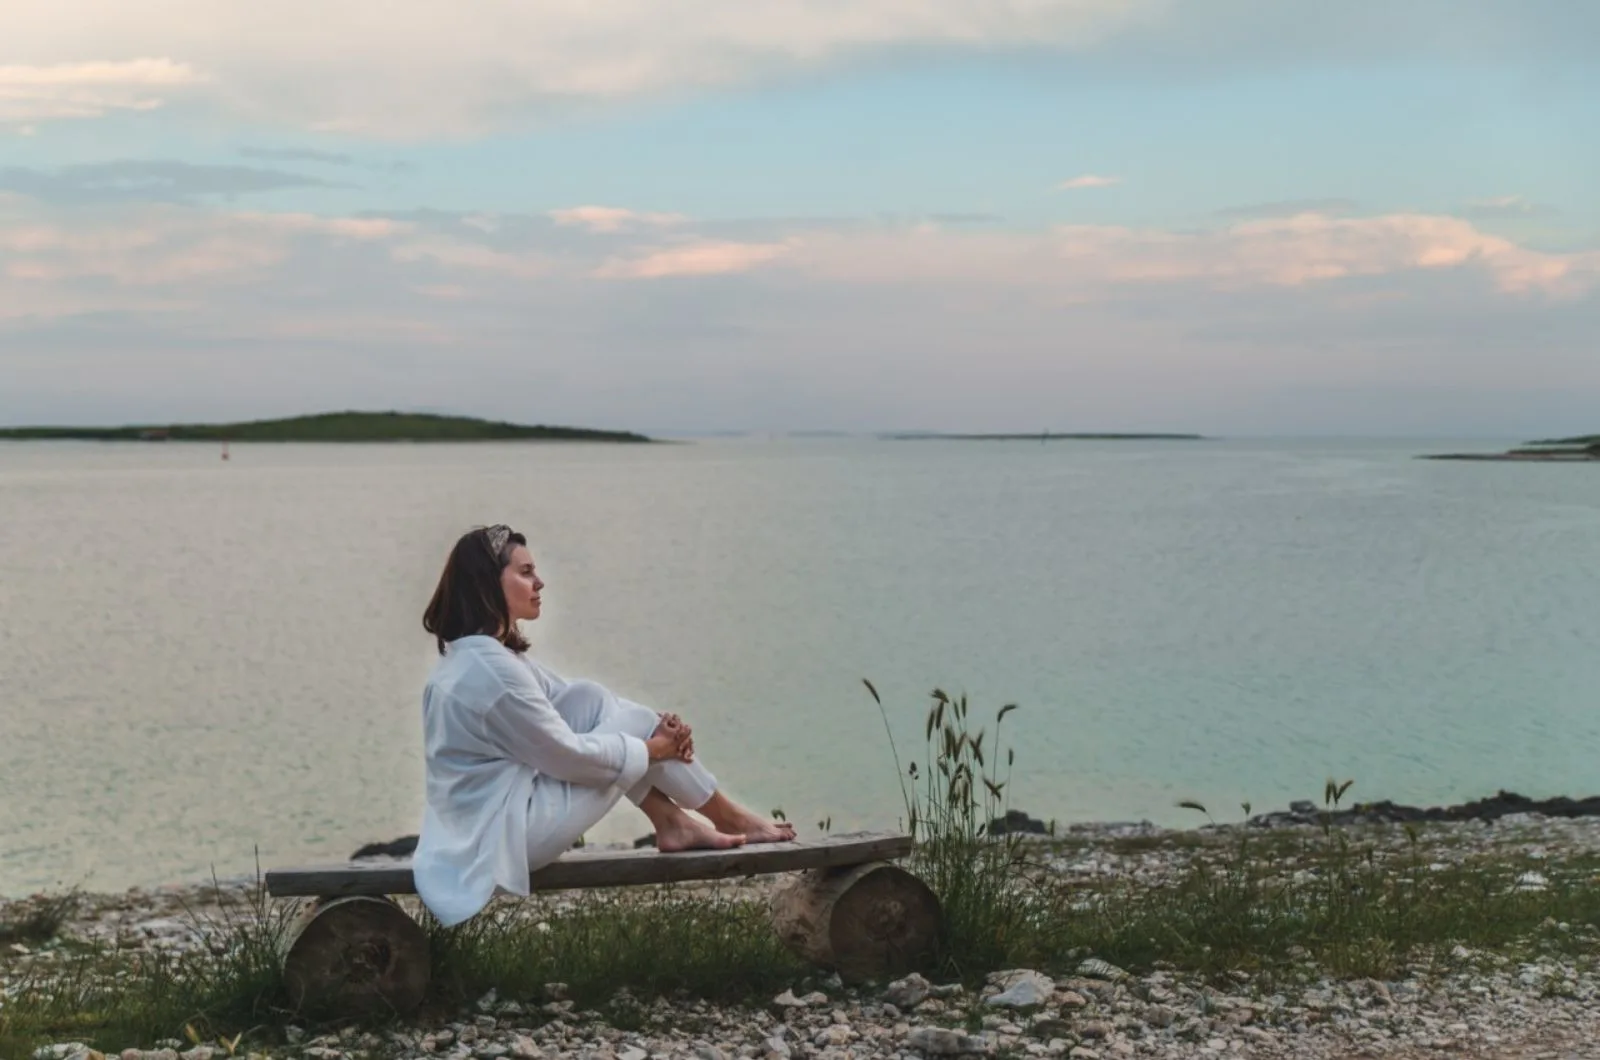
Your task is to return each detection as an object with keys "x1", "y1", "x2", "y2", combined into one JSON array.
[
  {"x1": 770, "y1": 861, "x2": 942, "y2": 981},
  {"x1": 282, "y1": 895, "x2": 431, "y2": 1016}
]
